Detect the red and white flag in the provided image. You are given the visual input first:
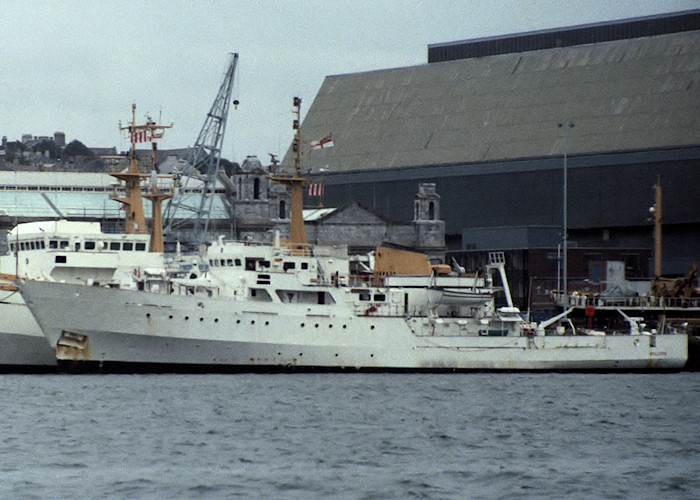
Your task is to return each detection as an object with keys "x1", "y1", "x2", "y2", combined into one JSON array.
[
  {"x1": 131, "y1": 130, "x2": 150, "y2": 143},
  {"x1": 307, "y1": 183, "x2": 325, "y2": 197},
  {"x1": 310, "y1": 134, "x2": 334, "y2": 150}
]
